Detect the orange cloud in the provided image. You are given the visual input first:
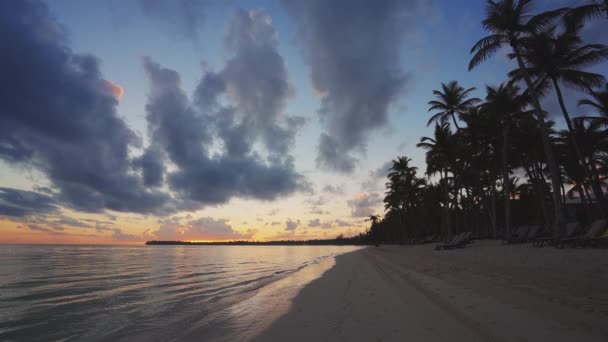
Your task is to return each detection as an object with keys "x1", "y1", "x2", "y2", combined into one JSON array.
[{"x1": 101, "y1": 80, "x2": 124, "y2": 100}]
